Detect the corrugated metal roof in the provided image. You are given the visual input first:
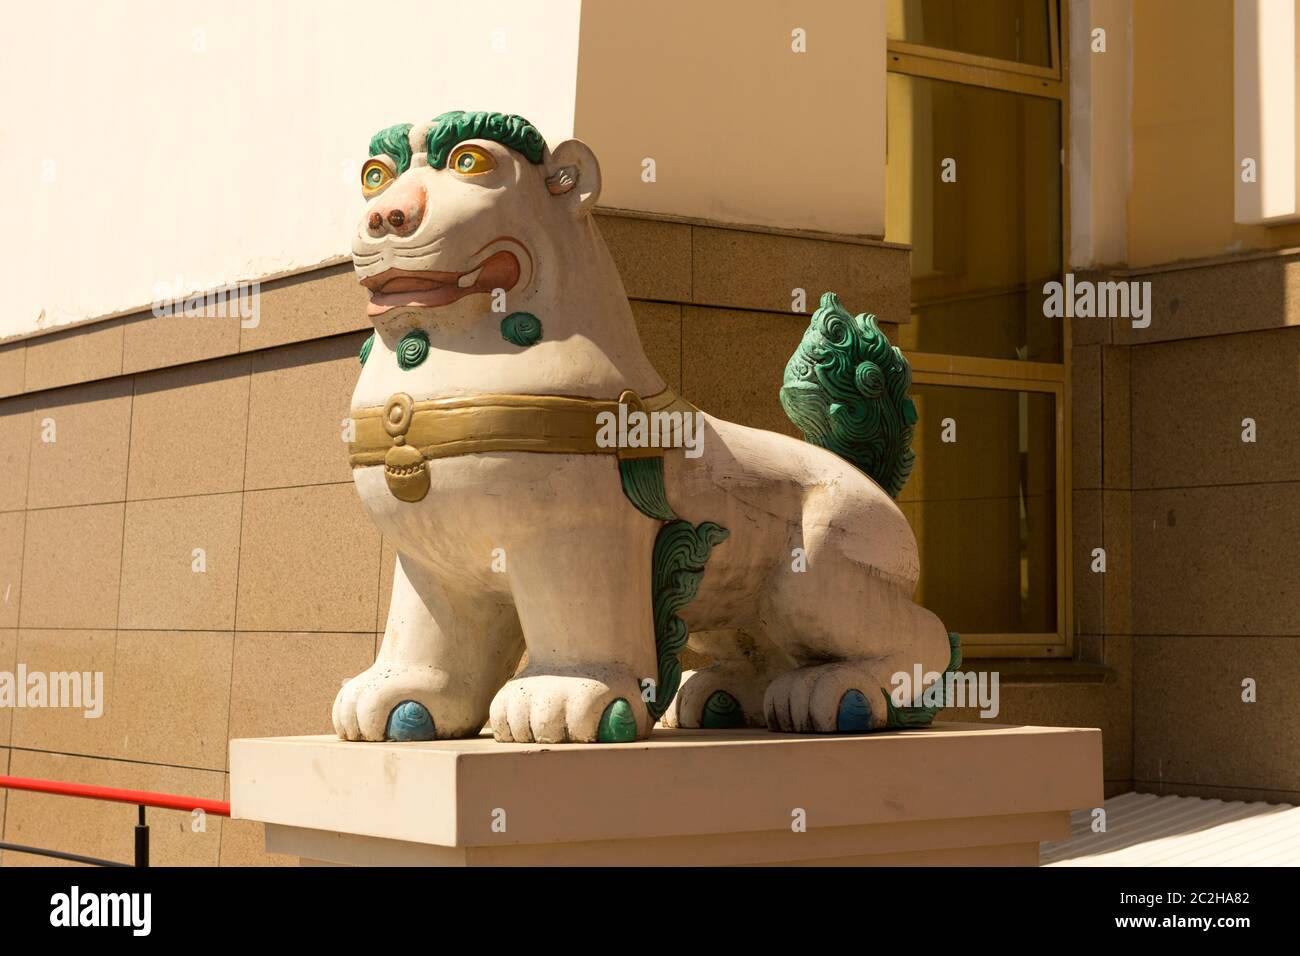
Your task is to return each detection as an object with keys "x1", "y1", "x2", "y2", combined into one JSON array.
[{"x1": 1041, "y1": 791, "x2": 1300, "y2": 866}]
